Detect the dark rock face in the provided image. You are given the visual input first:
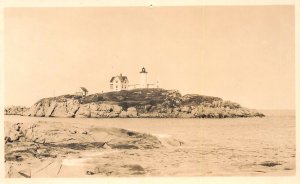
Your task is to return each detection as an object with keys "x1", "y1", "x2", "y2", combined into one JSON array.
[{"x1": 14, "y1": 88, "x2": 265, "y2": 118}]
